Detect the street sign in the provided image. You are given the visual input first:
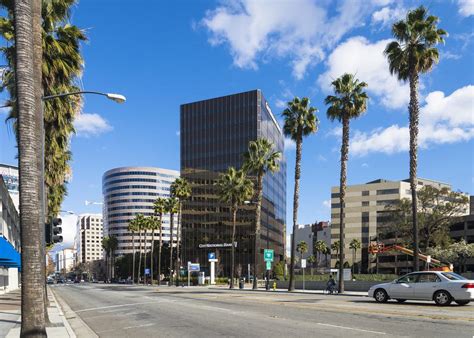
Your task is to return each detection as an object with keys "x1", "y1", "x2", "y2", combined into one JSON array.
[
  {"x1": 144, "y1": 268, "x2": 150, "y2": 275},
  {"x1": 266, "y1": 261, "x2": 271, "y2": 270},
  {"x1": 208, "y1": 252, "x2": 218, "y2": 262},
  {"x1": 188, "y1": 263, "x2": 200, "y2": 272},
  {"x1": 301, "y1": 259, "x2": 306, "y2": 268},
  {"x1": 426, "y1": 255, "x2": 431, "y2": 263},
  {"x1": 264, "y1": 249, "x2": 274, "y2": 262}
]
